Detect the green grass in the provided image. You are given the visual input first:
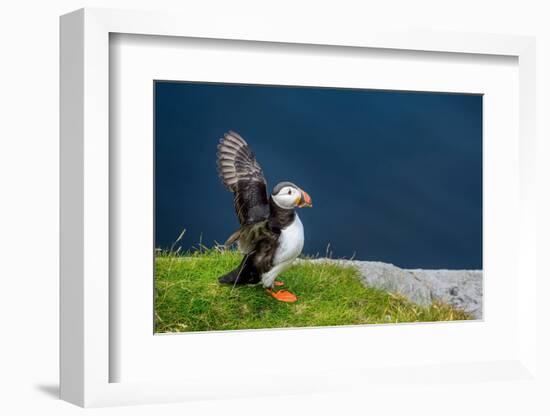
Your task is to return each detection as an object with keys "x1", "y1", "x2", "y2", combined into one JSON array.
[{"x1": 154, "y1": 248, "x2": 472, "y2": 333}]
